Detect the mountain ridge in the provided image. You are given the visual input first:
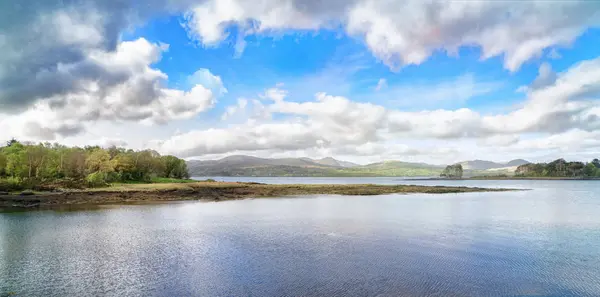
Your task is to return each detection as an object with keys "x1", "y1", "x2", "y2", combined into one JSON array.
[
  {"x1": 187, "y1": 155, "x2": 530, "y2": 177},
  {"x1": 458, "y1": 159, "x2": 530, "y2": 170}
]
